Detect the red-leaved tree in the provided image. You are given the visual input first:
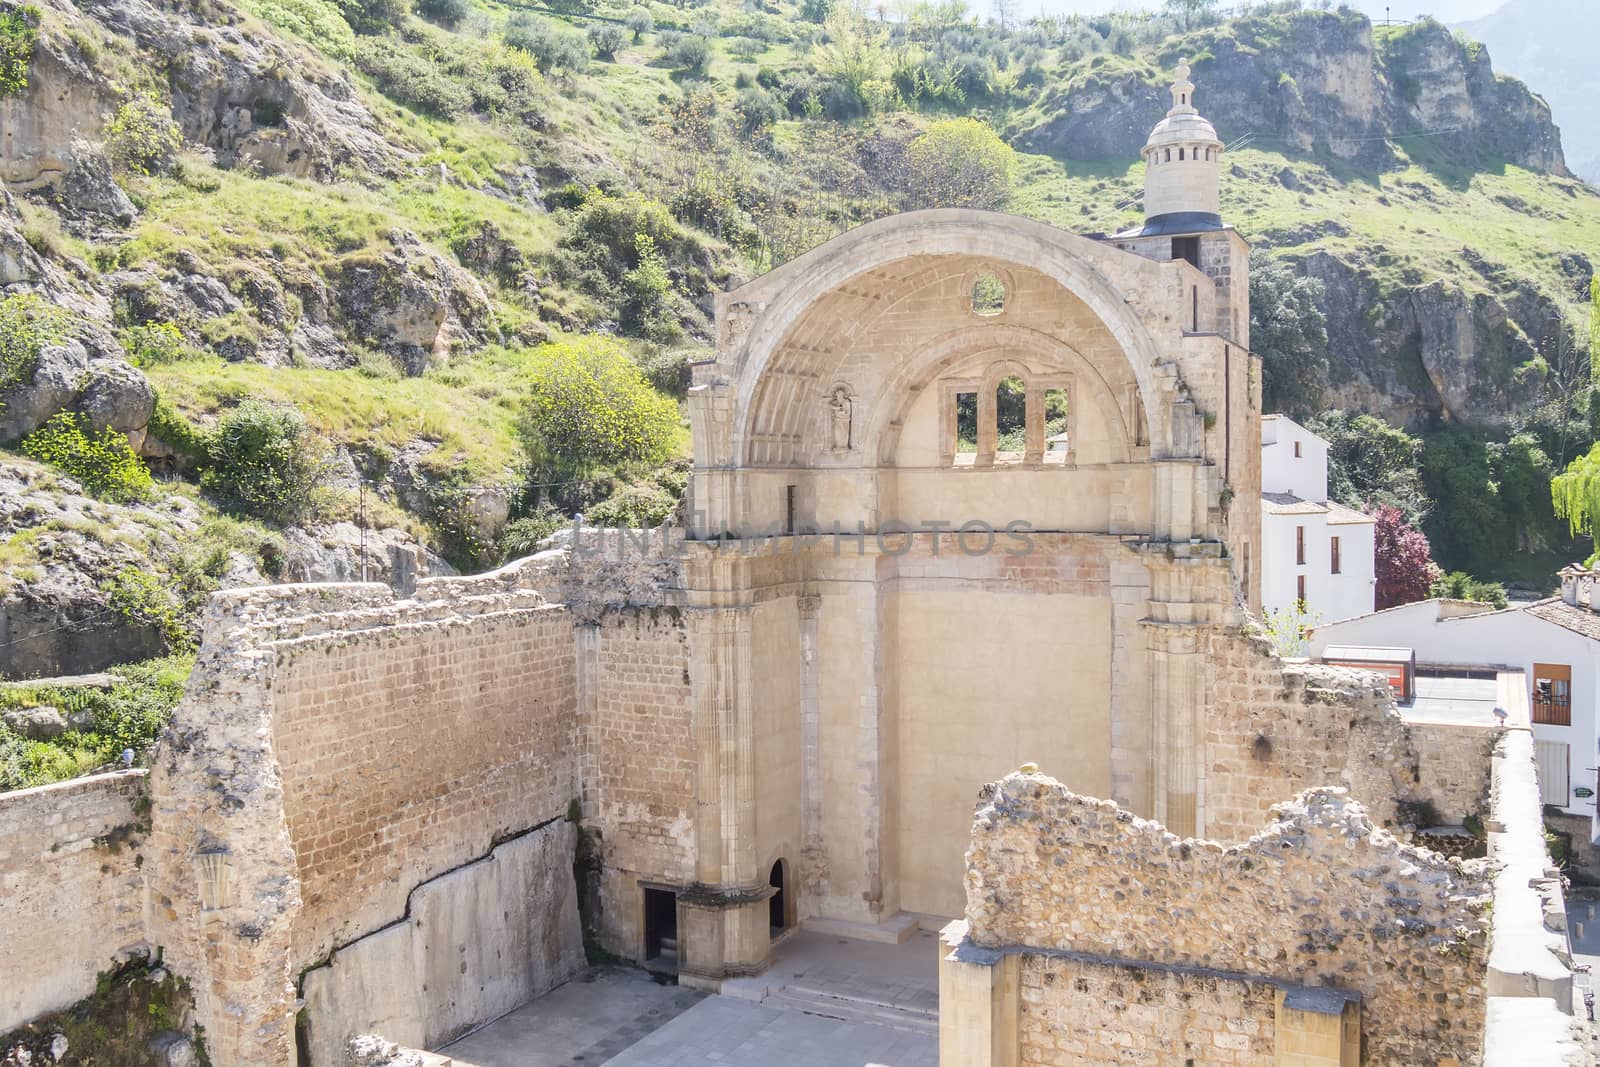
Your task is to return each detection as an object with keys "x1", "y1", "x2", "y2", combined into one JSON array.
[{"x1": 1372, "y1": 505, "x2": 1438, "y2": 609}]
